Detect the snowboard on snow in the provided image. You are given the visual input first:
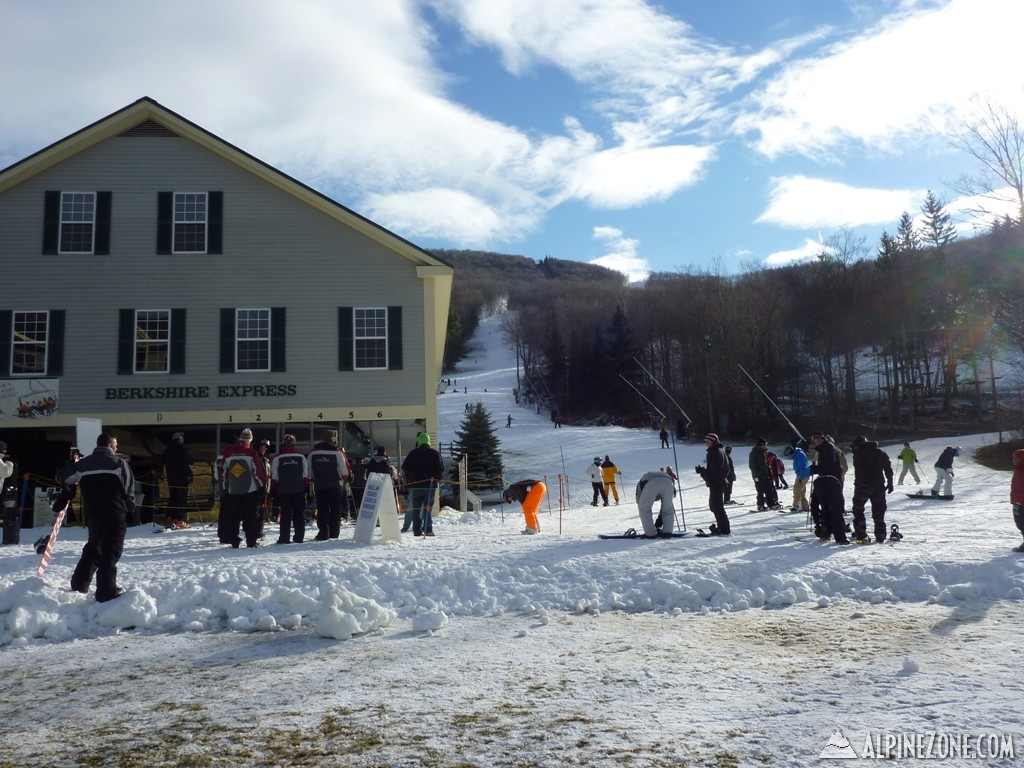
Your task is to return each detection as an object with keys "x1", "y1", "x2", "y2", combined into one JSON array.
[
  {"x1": 598, "y1": 528, "x2": 687, "y2": 540},
  {"x1": 906, "y1": 492, "x2": 954, "y2": 500}
]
